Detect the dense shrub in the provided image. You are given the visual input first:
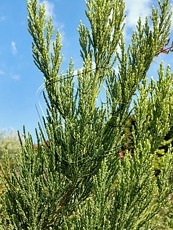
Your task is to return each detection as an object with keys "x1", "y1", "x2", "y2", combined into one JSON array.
[{"x1": 1, "y1": 0, "x2": 173, "y2": 229}]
